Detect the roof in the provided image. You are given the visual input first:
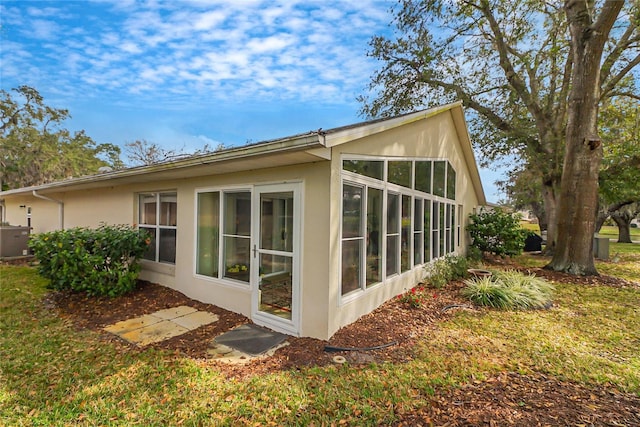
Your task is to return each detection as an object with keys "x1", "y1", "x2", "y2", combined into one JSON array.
[{"x1": 0, "y1": 102, "x2": 486, "y2": 204}]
